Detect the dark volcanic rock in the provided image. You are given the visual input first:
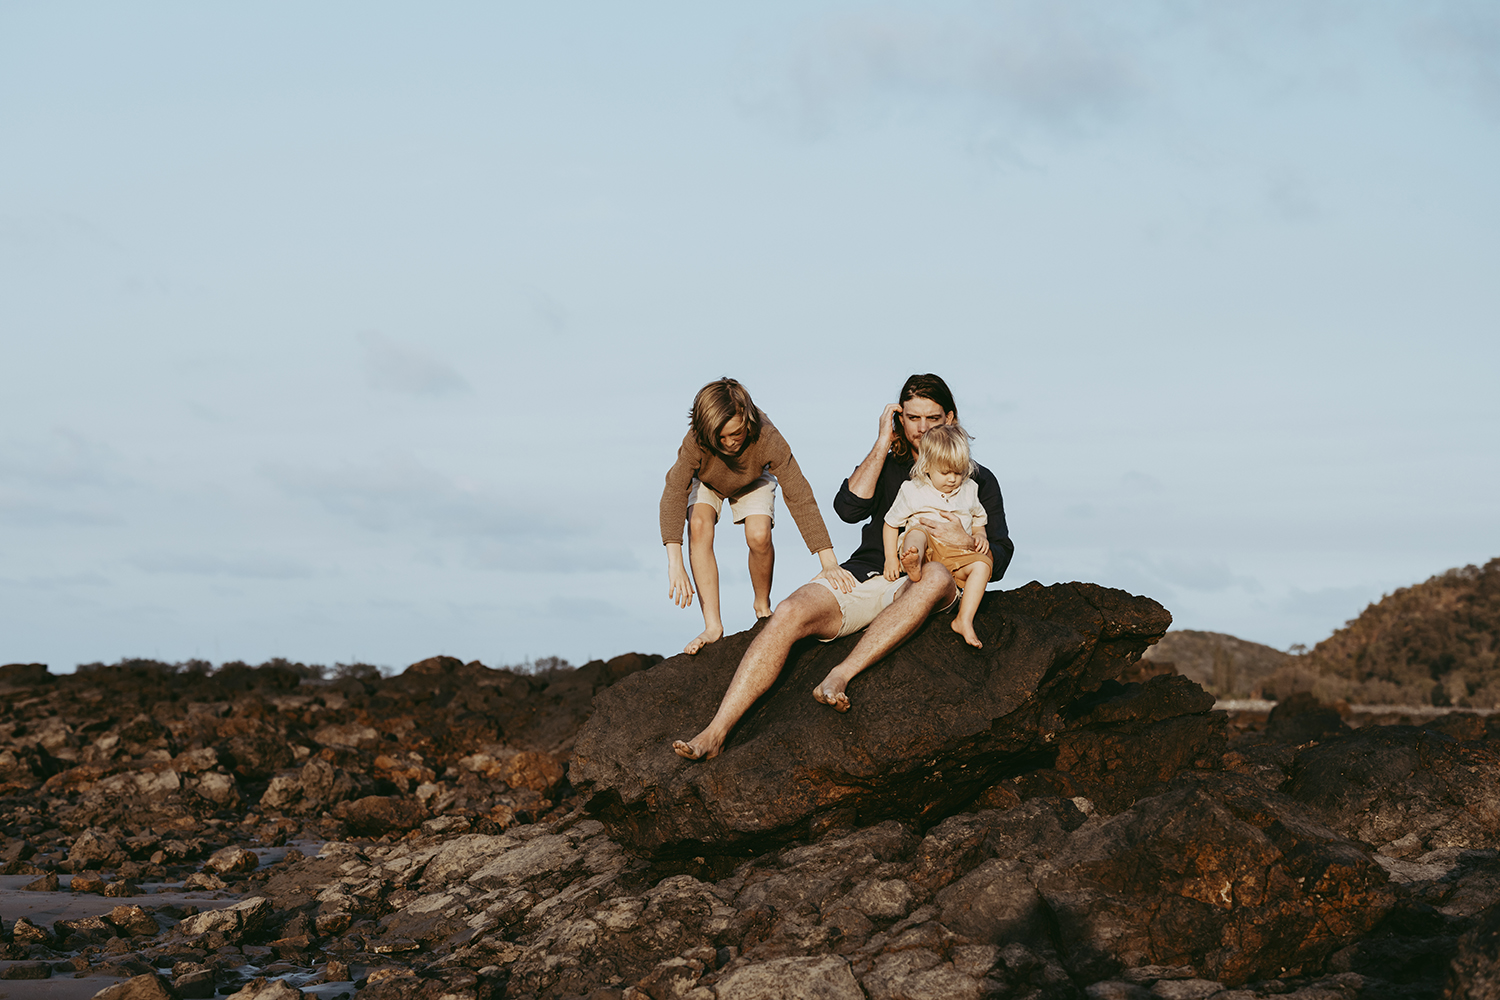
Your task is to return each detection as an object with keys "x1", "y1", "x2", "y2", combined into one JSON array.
[
  {"x1": 1265, "y1": 691, "x2": 1350, "y2": 744},
  {"x1": 1449, "y1": 901, "x2": 1500, "y2": 998},
  {"x1": 1013, "y1": 674, "x2": 1226, "y2": 813},
  {"x1": 573, "y1": 582, "x2": 1174, "y2": 855},
  {"x1": 1283, "y1": 726, "x2": 1500, "y2": 851},
  {"x1": 1034, "y1": 771, "x2": 1396, "y2": 985}
]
